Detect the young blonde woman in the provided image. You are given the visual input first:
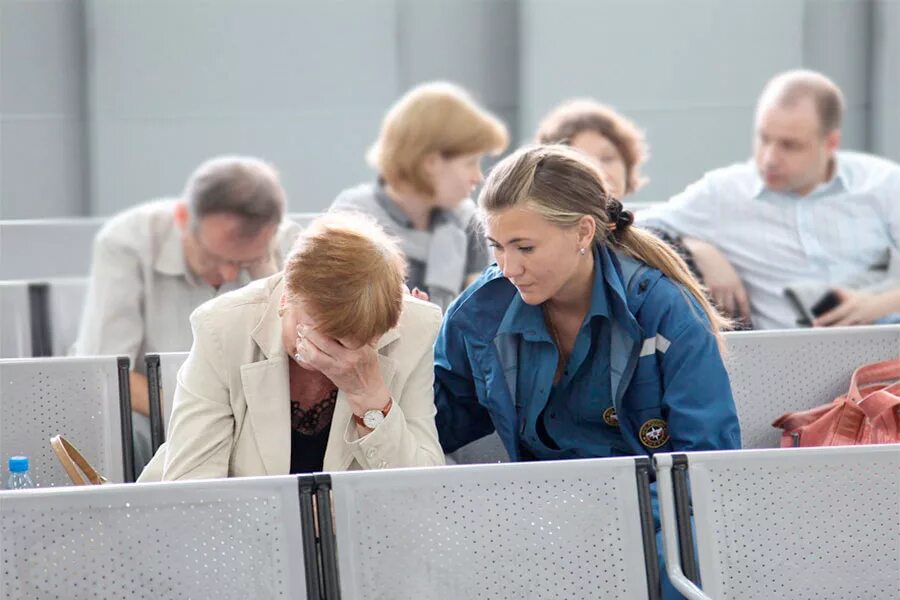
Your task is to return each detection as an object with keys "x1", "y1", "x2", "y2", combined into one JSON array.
[
  {"x1": 435, "y1": 144, "x2": 739, "y2": 460},
  {"x1": 434, "y1": 145, "x2": 739, "y2": 599},
  {"x1": 330, "y1": 81, "x2": 508, "y2": 311}
]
